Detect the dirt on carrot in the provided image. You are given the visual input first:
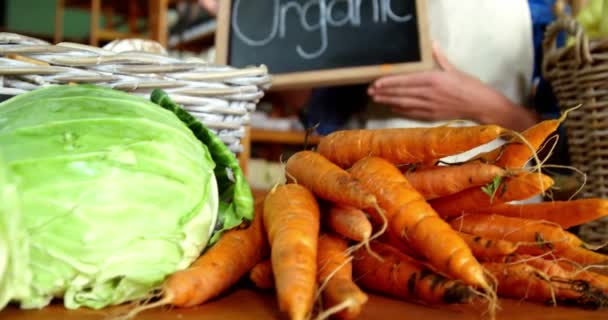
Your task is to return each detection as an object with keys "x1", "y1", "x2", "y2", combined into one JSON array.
[
  {"x1": 449, "y1": 214, "x2": 584, "y2": 252},
  {"x1": 449, "y1": 214, "x2": 608, "y2": 266},
  {"x1": 483, "y1": 262, "x2": 608, "y2": 308},
  {"x1": 349, "y1": 157, "x2": 493, "y2": 296},
  {"x1": 458, "y1": 231, "x2": 519, "y2": 259},
  {"x1": 404, "y1": 162, "x2": 507, "y2": 200},
  {"x1": 353, "y1": 242, "x2": 476, "y2": 305}
]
